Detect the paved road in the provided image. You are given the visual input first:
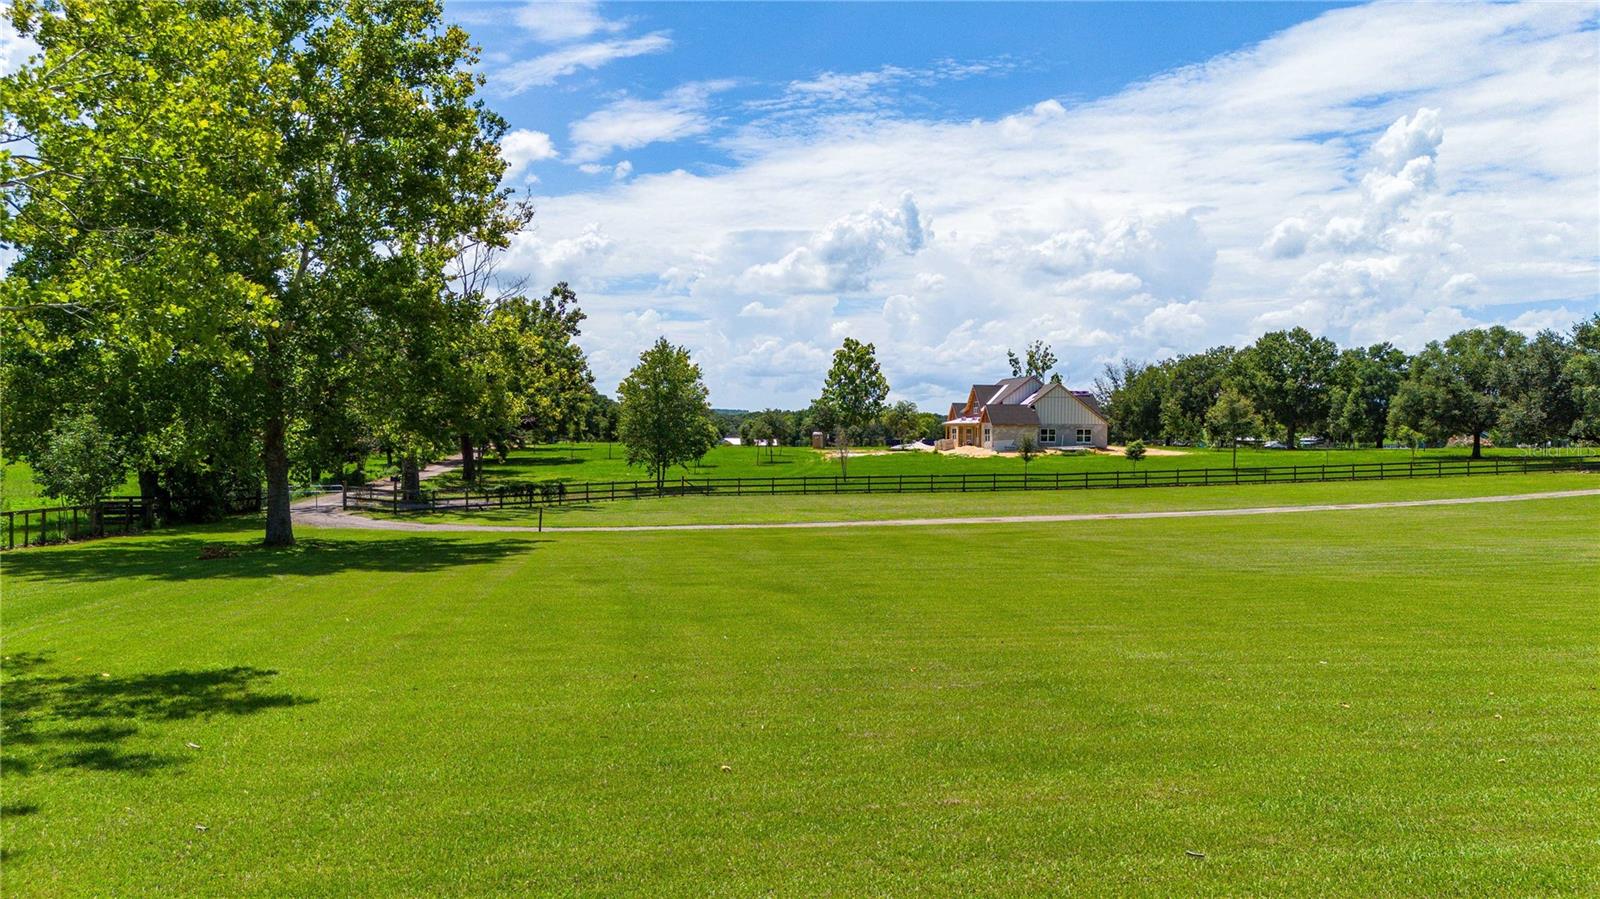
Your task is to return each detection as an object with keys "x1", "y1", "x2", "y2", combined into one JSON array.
[{"x1": 290, "y1": 487, "x2": 1600, "y2": 535}]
